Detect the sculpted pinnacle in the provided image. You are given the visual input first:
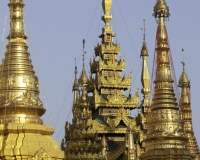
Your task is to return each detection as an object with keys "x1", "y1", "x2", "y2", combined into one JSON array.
[
  {"x1": 140, "y1": 1, "x2": 194, "y2": 159},
  {"x1": 178, "y1": 62, "x2": 200, "y2": 159}
]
